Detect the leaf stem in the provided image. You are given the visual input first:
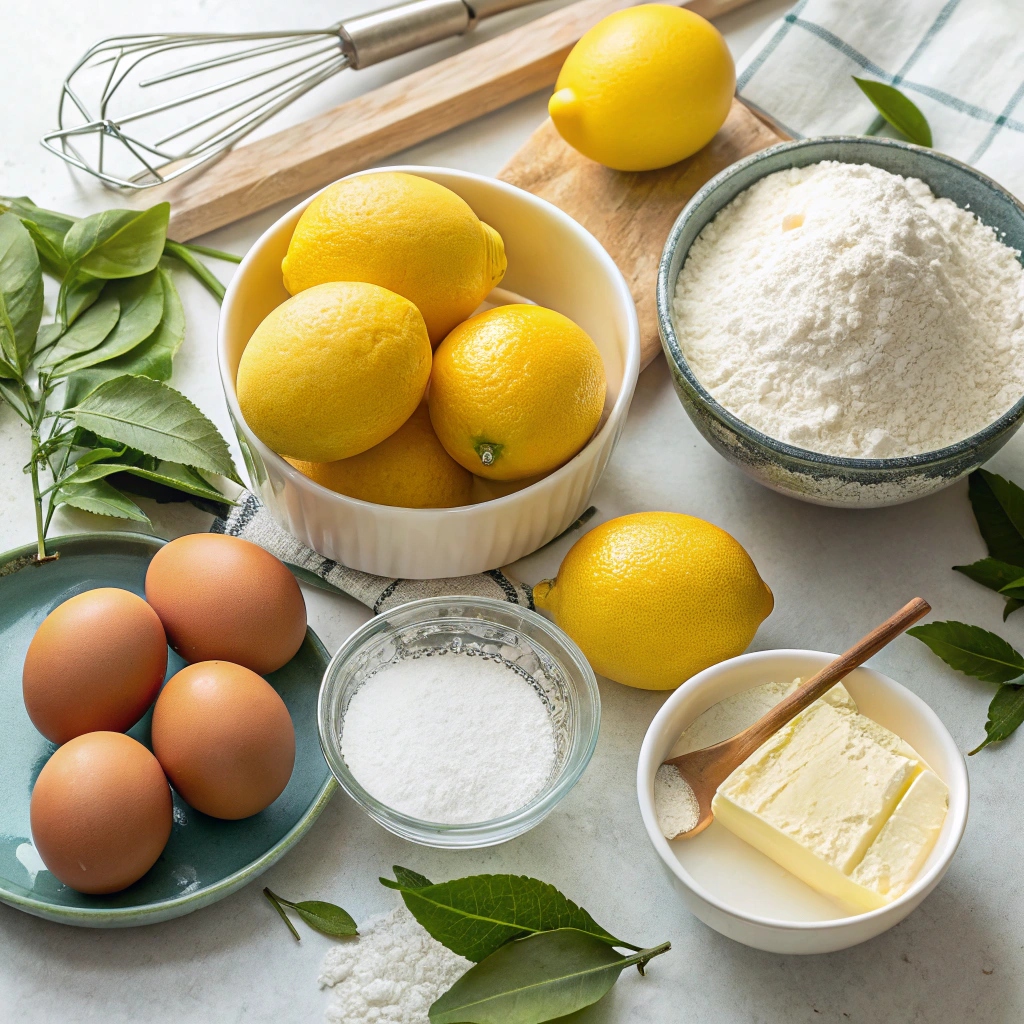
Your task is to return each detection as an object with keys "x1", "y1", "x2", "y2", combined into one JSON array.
[
  {"x1": 163, "y1": 241, "x2": 226, "y2": 302},
  {"x1": 177, "y1": 241, "x2": 241, "y2": 263},
  {"x1": 626, "y1": 940, "x2": 671, "y2": 976},
  {"x1": 23, "y1": 382, "x2": 52, "y2": 561},
  {"x1": 263, "y1": 888, "x2": 301, "y2": 942}
]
